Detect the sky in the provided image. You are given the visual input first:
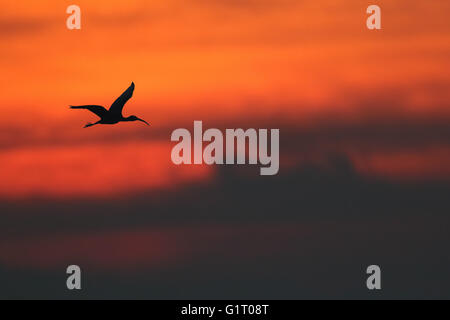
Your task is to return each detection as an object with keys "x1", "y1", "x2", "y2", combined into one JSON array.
[
  {"x1": 0, "y1": 0, "x2": 450, "y2": 298},
  {"x1": 0, "y1": 0, "x2": 449, "y2": 198}
]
